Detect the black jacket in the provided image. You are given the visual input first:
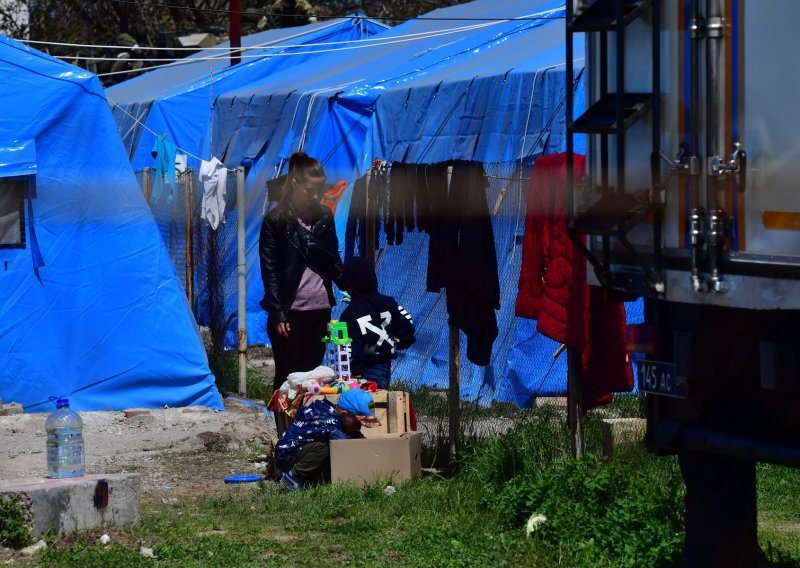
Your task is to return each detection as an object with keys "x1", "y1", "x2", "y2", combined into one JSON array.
[
  {"x1": 339, "y1": 256, "x2": 415, "y2": 372},
  {"x1": 259, "y1": 200, "x2": 343, "y2": 323}
]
